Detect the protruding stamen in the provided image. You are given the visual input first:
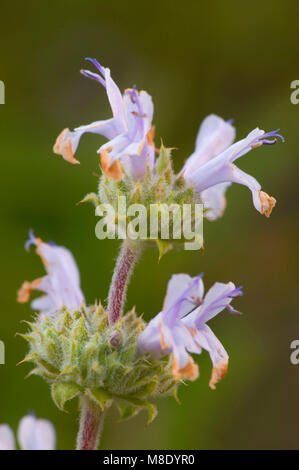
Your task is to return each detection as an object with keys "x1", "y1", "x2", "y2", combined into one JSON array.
[
  {"x1": 228, "y1": 286, "x2": 243, "y2": 297},
  {"x1": 262, "y1": 129, "x2": 285, "y2": 143},
  {"x1": 85, "y1": 57, "x2": 105, "y2": 76},
  {"x1": 80, "y1": 69, "x2": 106, "y2": 88},
  {"x1": 226, "y1": 304, "x2": 242, "y2": 315},
  {"x1": 251, "y1": 142, "x2": 263, "y2": 149},
  {"x1": 25, "y1": 229, "x2": 37, "y2": 251},
  {"x1": 251, "y1": 129, "x2": 284, "y2": 149},
  {"x1": 262, "y1": 138, "x2": 277, "y2": 145}
]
